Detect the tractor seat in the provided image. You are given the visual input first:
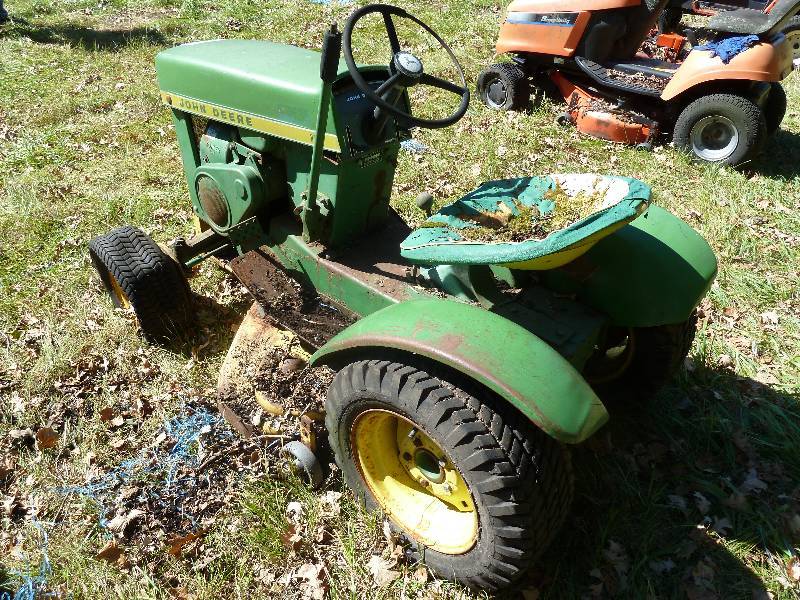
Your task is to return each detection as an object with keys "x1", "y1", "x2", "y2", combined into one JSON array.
[
  {"x1": 708, "y1": 0, "x2": 800, "y2": 36},
  {"x1": 399, "y1": 175, "x2": 651, "y2": 271}
]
